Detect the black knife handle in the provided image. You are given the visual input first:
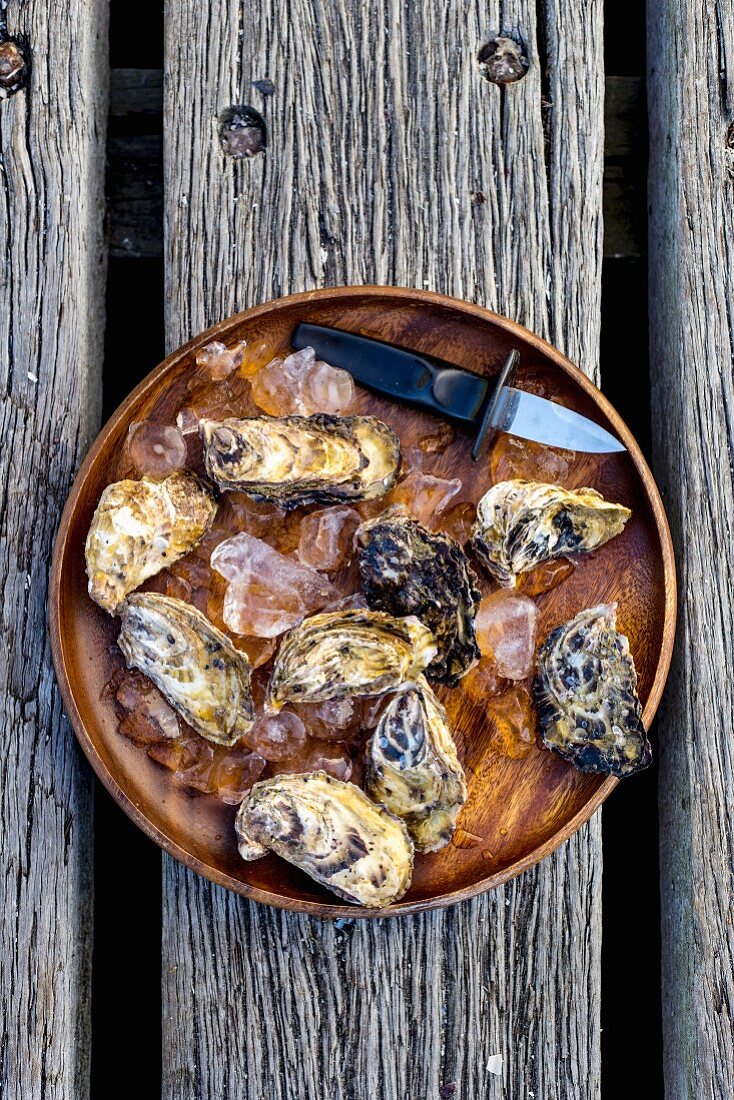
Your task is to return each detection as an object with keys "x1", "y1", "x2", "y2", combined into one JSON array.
[
  {"x1": 292, "y1": 323, "x2": 488, "y2": 425},
  {"x1": 292, "y1": 322, "x2": 519, "y2": 462}
]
